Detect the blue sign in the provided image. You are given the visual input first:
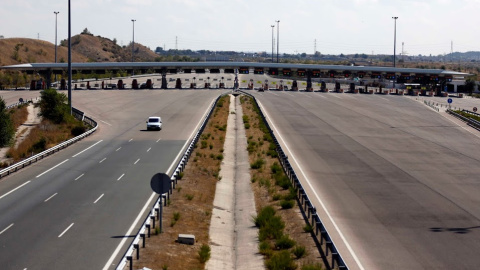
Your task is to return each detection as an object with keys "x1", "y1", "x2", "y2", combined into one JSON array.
[{"x1": 447, "y1": 98, "x2": 453, "y2": 104}]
